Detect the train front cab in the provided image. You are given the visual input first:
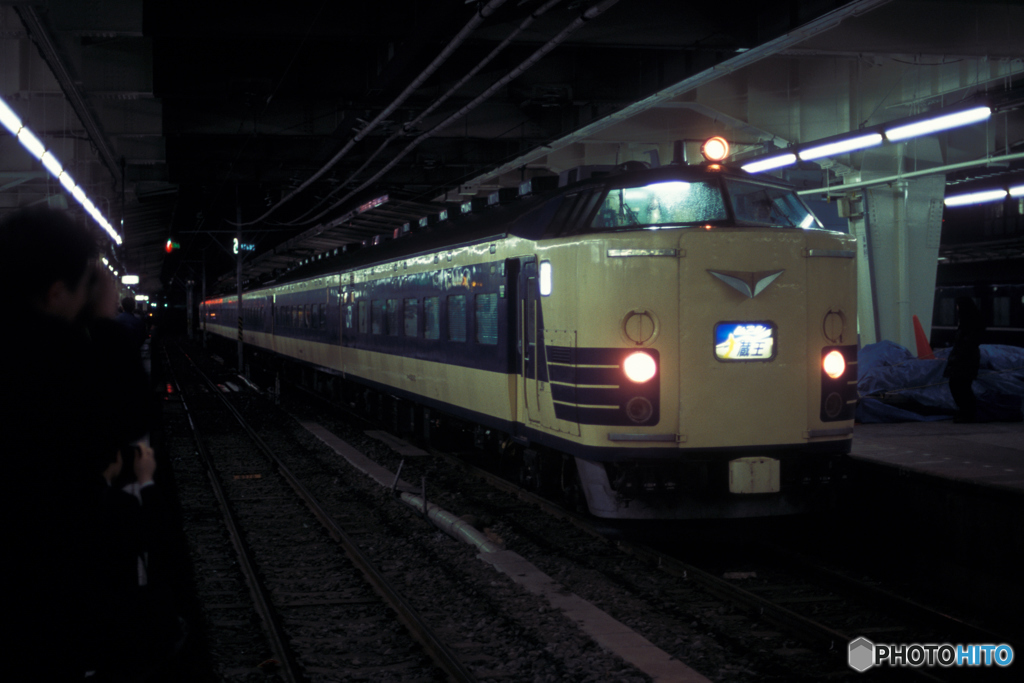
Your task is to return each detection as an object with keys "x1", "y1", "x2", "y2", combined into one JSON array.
[{"x1": 522, "y1": 171, "x2": 857, "y2": 520}]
